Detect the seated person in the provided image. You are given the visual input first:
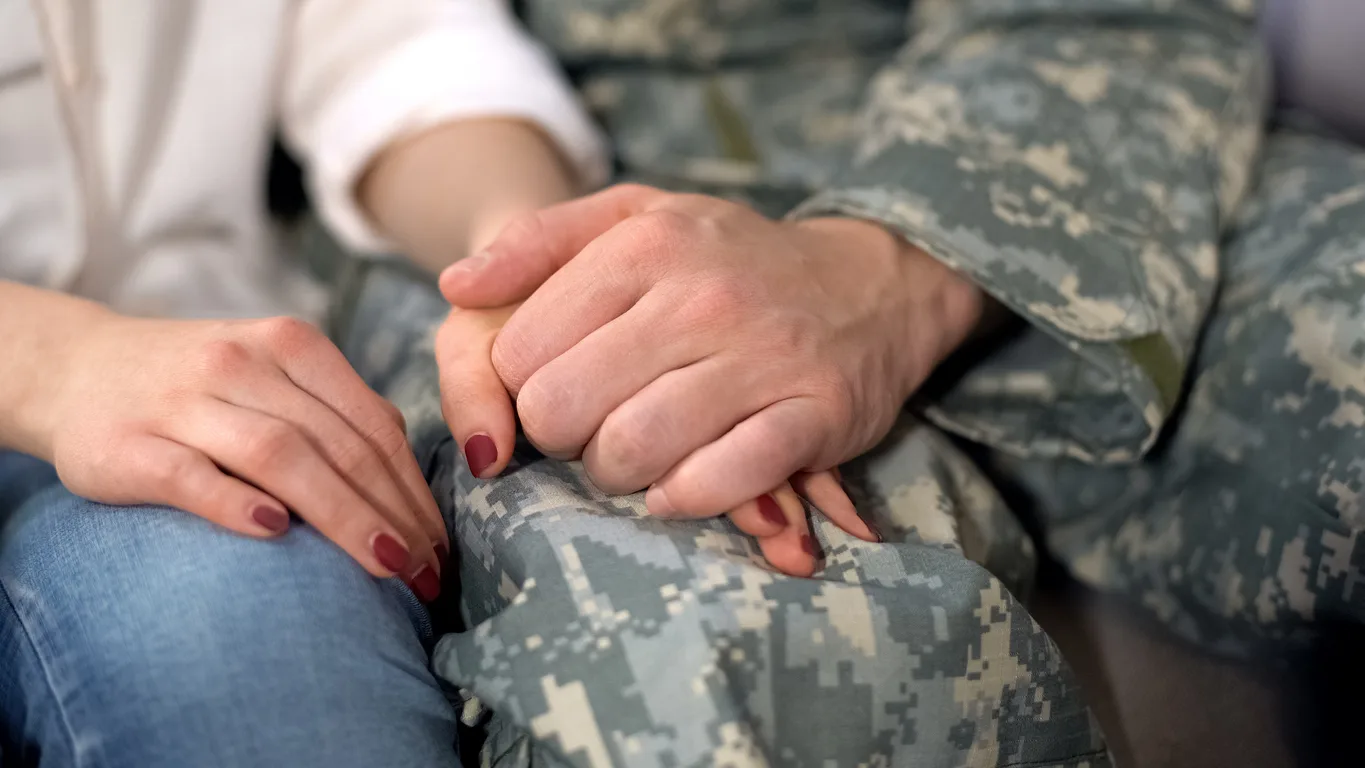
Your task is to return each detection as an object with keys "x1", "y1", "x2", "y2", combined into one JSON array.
[{"x1": 383, "y1": 0, "x2": 1365, "y2": 765}]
